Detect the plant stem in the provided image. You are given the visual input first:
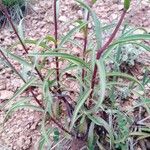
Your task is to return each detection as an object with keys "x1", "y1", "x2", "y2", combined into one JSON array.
[
  {"x1": 82, "y1": 12, "x2": 90, "y2": 87},
  {"x1": 0, "y1": 4, "x2": 73, "y2": 136},
  {"x1": 50, "y1": 117, "x2": 74, "y2": 136},
  {"x1": 0, "y1": 50, "x2": 44, "y2": 108},
  {"x1": 54, "y1": 0, "x2": 60, "y2": 88},
  {"x1": 0, "y1": 50, "x2": 73, "y2": 135},
  {"x1": 0, "y1": 5, "x2": 44, "y2": 81},
  {"x1": 53, "y1": 1, "x2": 74, "y2": 116},
  {"x1": 90, "y1": 9, "x2": 127, "y2": 97}
]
